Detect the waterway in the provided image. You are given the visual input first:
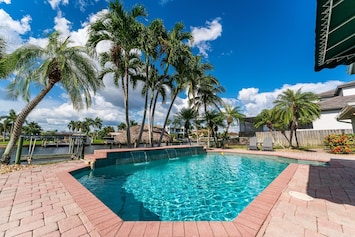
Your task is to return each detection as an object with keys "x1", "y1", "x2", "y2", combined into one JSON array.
[
  {"x1": 0, "y1": 144, "x2": 120, "y2": 164},
  {"x1": 0, "y1": 142, "x2": 190, "y2": 164}
]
